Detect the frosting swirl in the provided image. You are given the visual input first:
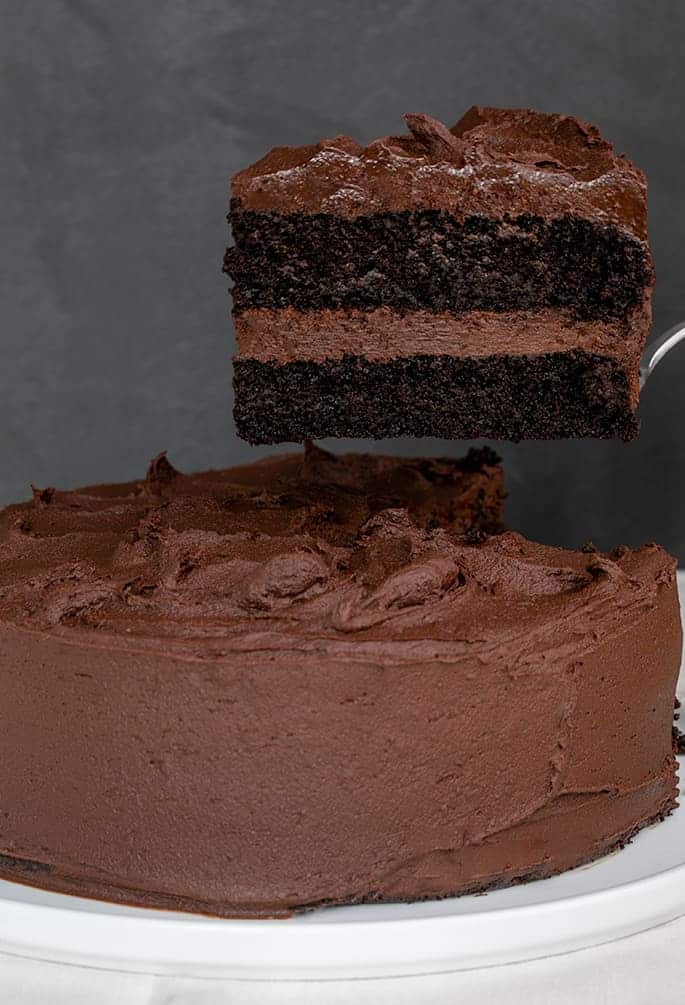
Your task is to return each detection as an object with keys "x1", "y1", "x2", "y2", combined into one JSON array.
[{"x1": 0, "y1": 448, "x2": 669, "y2": 669}]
